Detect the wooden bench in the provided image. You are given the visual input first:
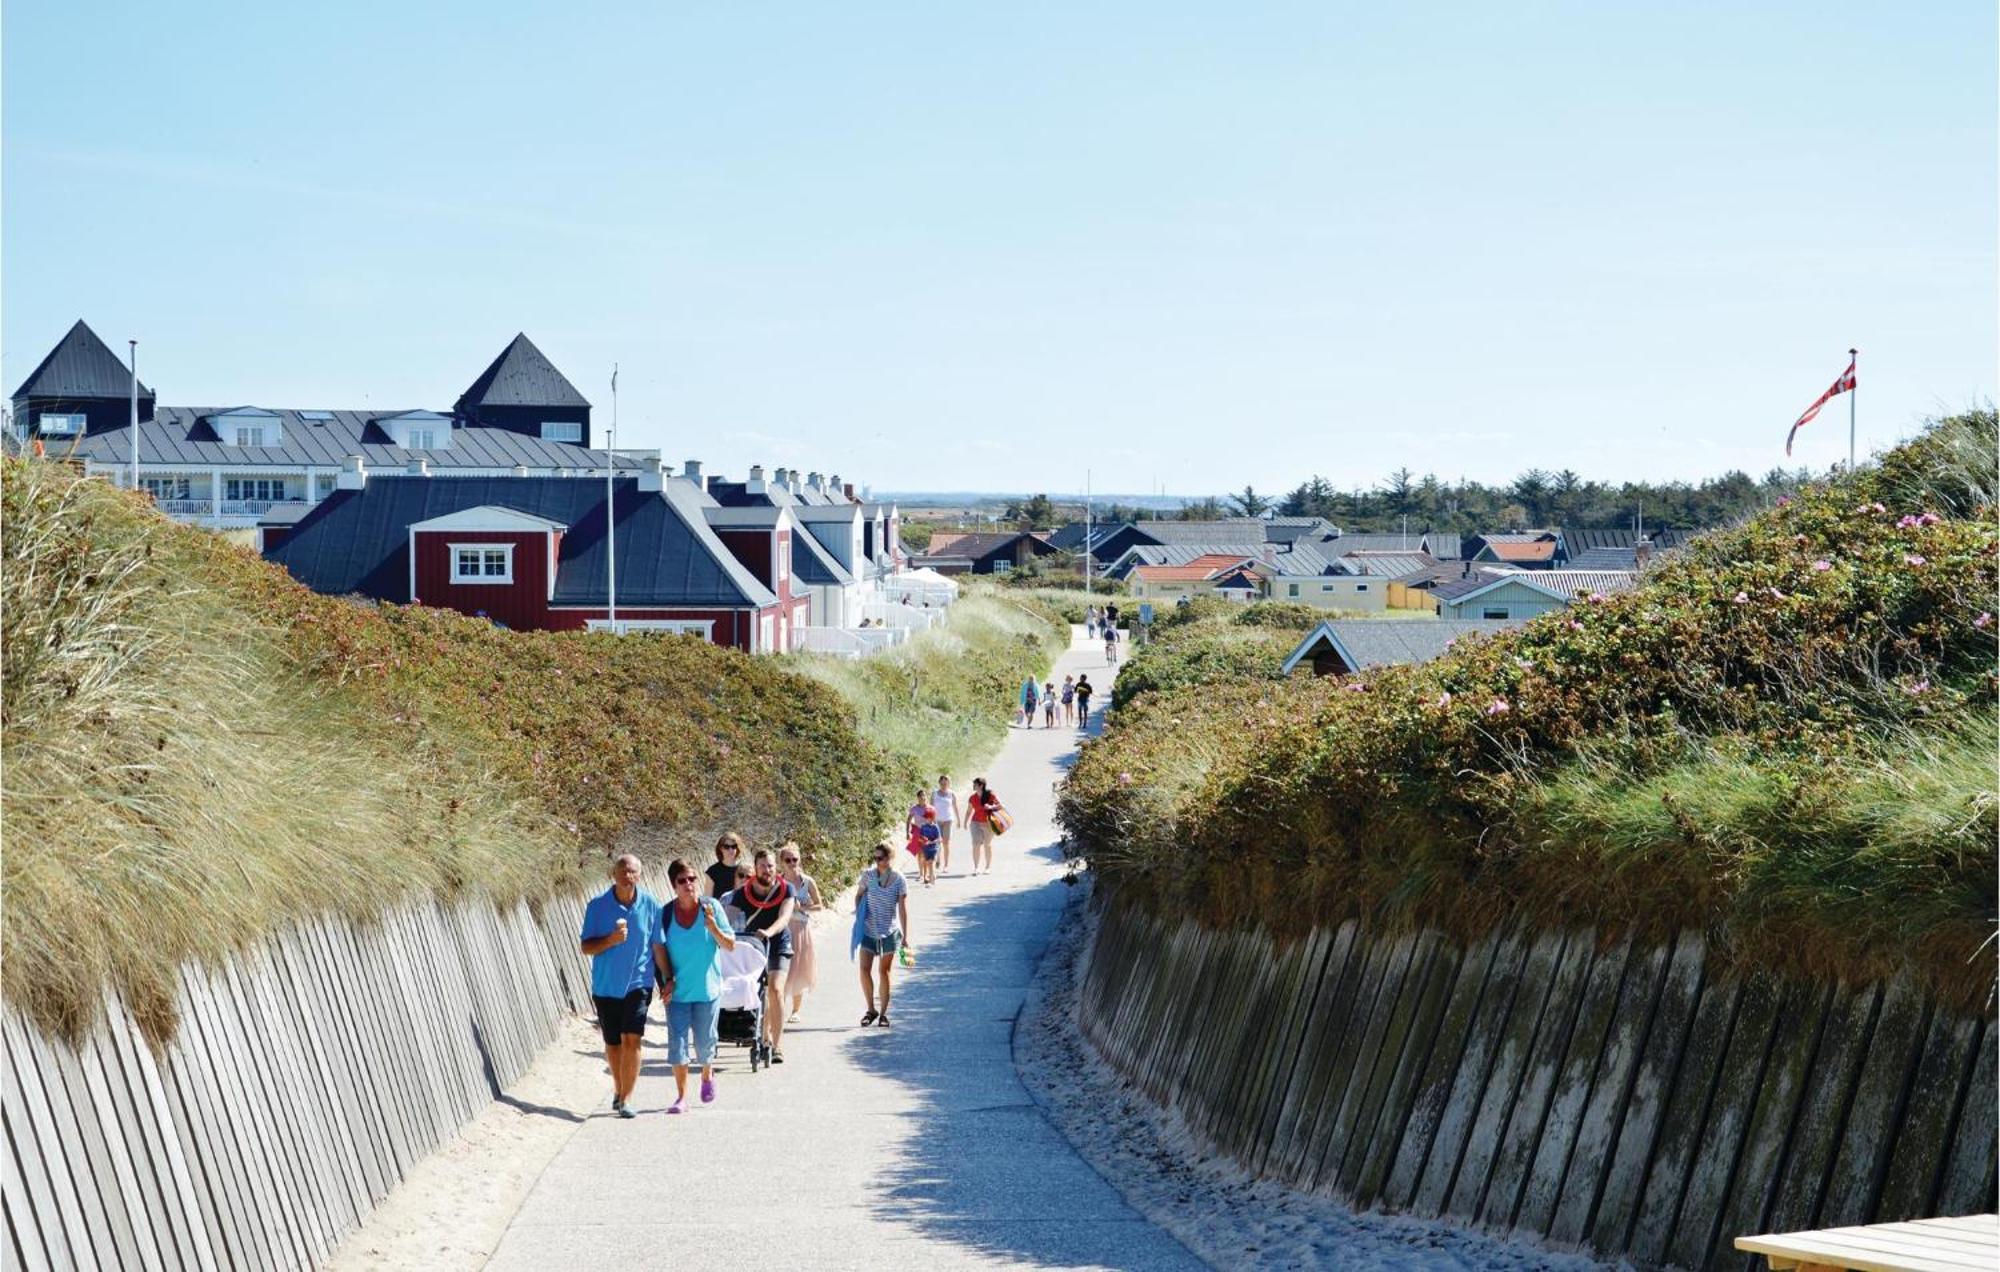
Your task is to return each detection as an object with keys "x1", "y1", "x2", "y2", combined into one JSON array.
[{"x1": 1736, "y1": 1214, "x2": 1998, "y2": 1271}]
